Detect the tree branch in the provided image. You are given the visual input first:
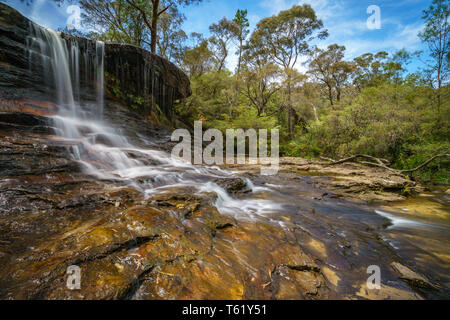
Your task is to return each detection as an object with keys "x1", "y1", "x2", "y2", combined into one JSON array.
[
  {"x1": 326, "y1": 154, "x2": 390, "y2": 166},
  {"x1": 398, "y1": 154, "x2": 450, "y2": 173},
  {"x1": 322, "y1": 153, "x2": 450, "y2": 174}
]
